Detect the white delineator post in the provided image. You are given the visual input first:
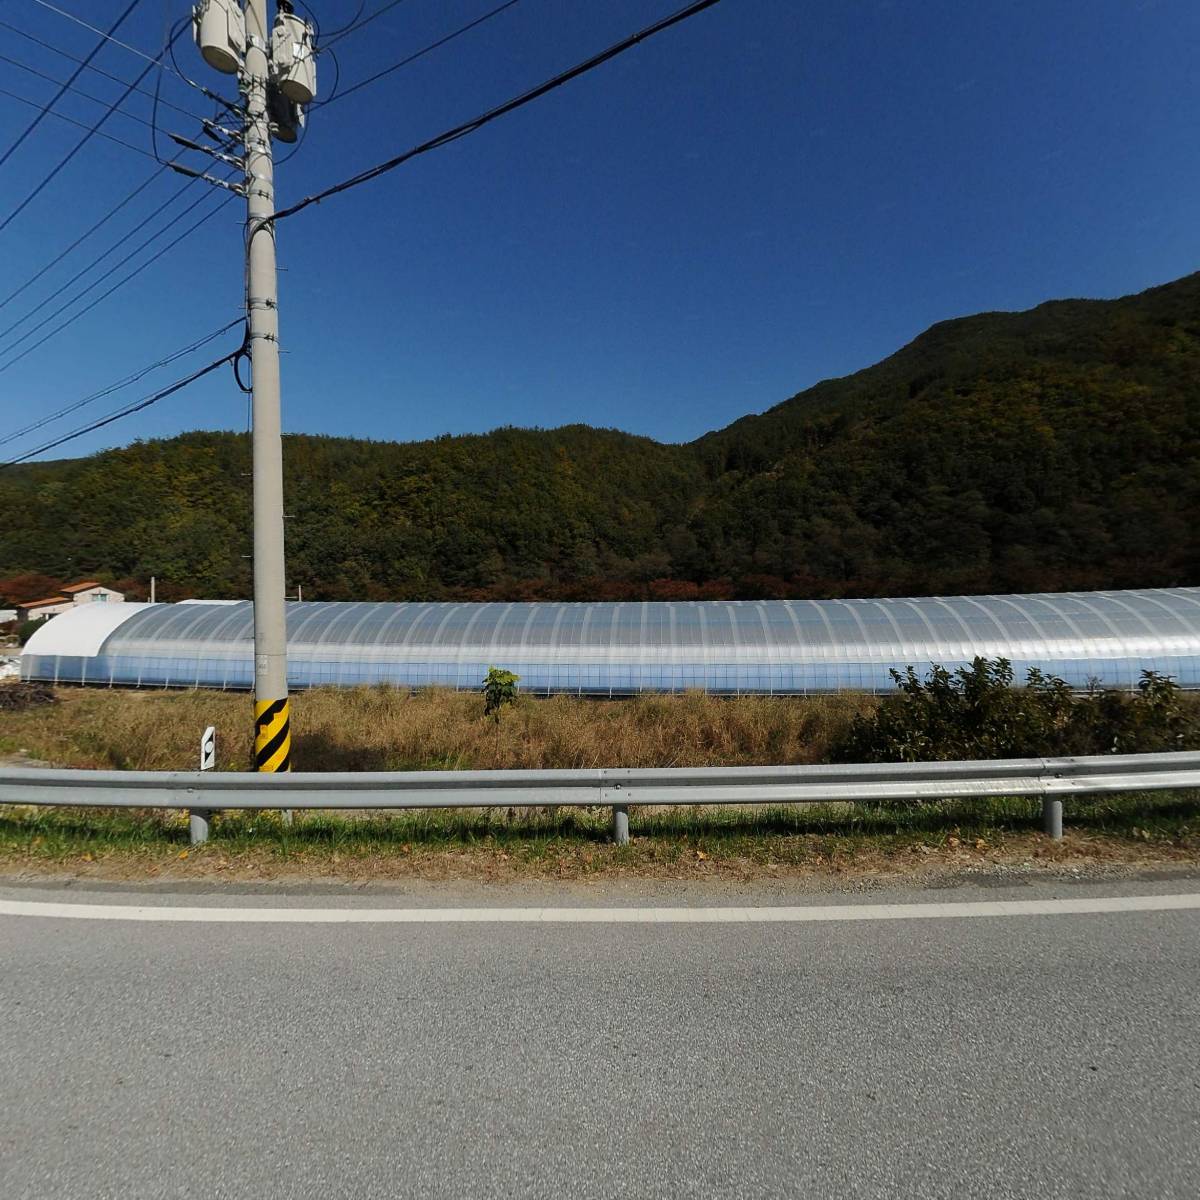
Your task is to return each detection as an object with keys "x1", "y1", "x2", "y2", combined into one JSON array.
[
  {"x1": 190, "y1": 725, "x2": 217, "y2": 844},
  {"x1": 243, "y1": 0, "x2": 291, "y2": 775}
]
